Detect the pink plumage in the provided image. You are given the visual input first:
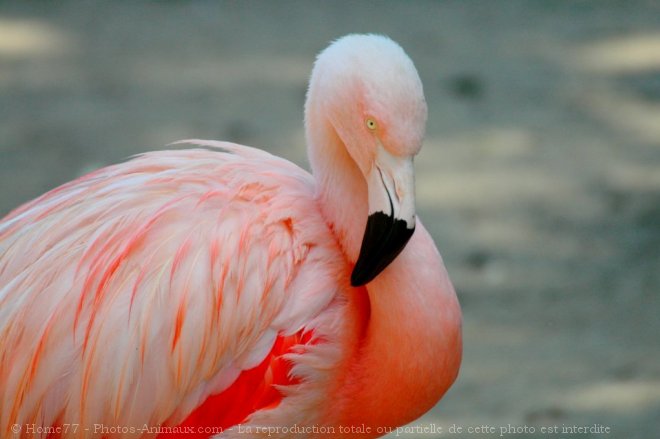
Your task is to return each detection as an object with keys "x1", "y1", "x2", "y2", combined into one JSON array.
[{"x1": 0, "y1": 35, "x2": 461, "y2": 438}]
